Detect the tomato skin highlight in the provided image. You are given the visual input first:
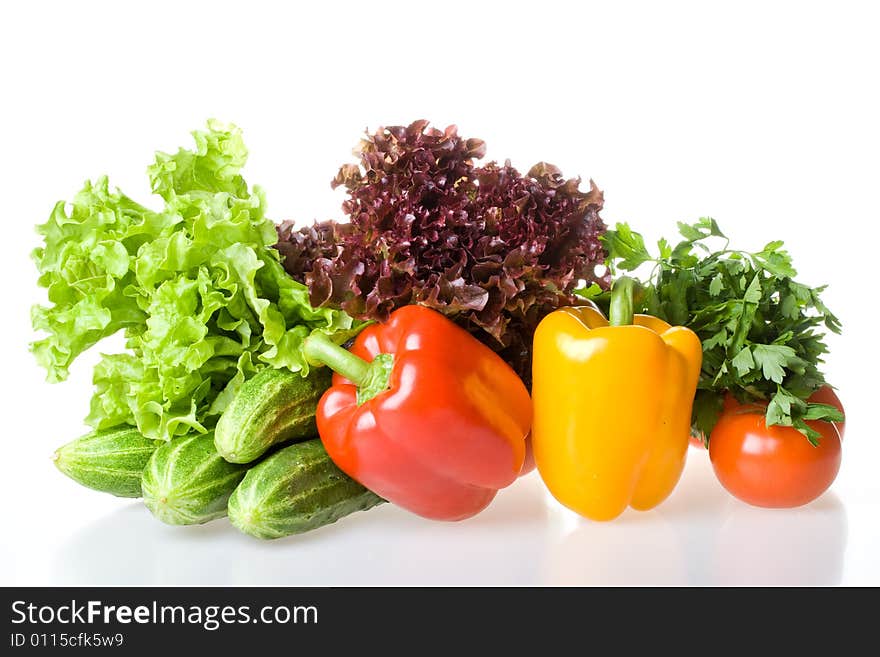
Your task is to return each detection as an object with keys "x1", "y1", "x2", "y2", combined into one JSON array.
[
  {"x1": 709, "y1": 405, "x2": 841, "y2": 508},
  {"x1": 809, "y1": 384, "x2": 846, "y2": 439}
]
